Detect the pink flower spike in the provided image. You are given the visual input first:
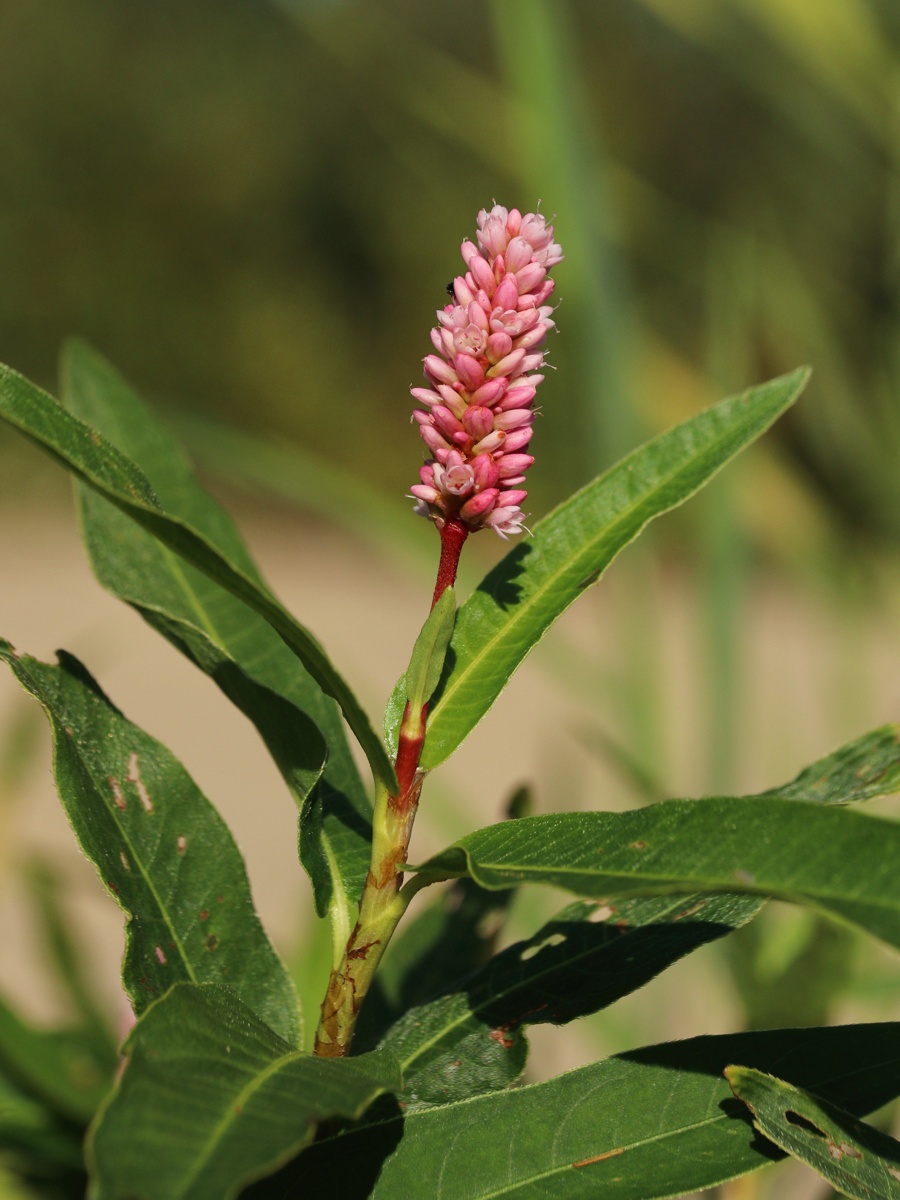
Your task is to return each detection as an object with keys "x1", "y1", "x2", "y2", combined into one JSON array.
[
  {"x1": 497, "y1": 453, "x2": 534, "y2": 478},
  {"x1": 408, "y1": 204, "x2": 561, "y2": 536},
  {"x1": 493, "y1": 275, "x2": 520, "y2": 312},
  {"x1": 487, "y1": 348, "x2": 526, "y2": 379},
  {"x1": 454, "y1": 353, "x2": 486, "y2": 392},
  {"x1": 423, "y1": 355, "x2": 458, "y2": 387},
  {"x1": 469, "y1": 378, "x2": 507, "y2": 408},
  {"x1": 486, "y1": 332, "x2": 514, "y2": 363},
  {"x1": 460, "y1": 488, "x2": 499, "y2": 522},
  {"x1": 494, "y1": 408, "x2": 534, "y2": 431},
  {"x1": 502, "y1": 426, "x2": 534, "y2": 453},
  {"x1": 468, "y1": 254, "x2": 496, "y2": 296},
  {"x1": 410, "y1": 387, "x2": 442, "y2": 408}
]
